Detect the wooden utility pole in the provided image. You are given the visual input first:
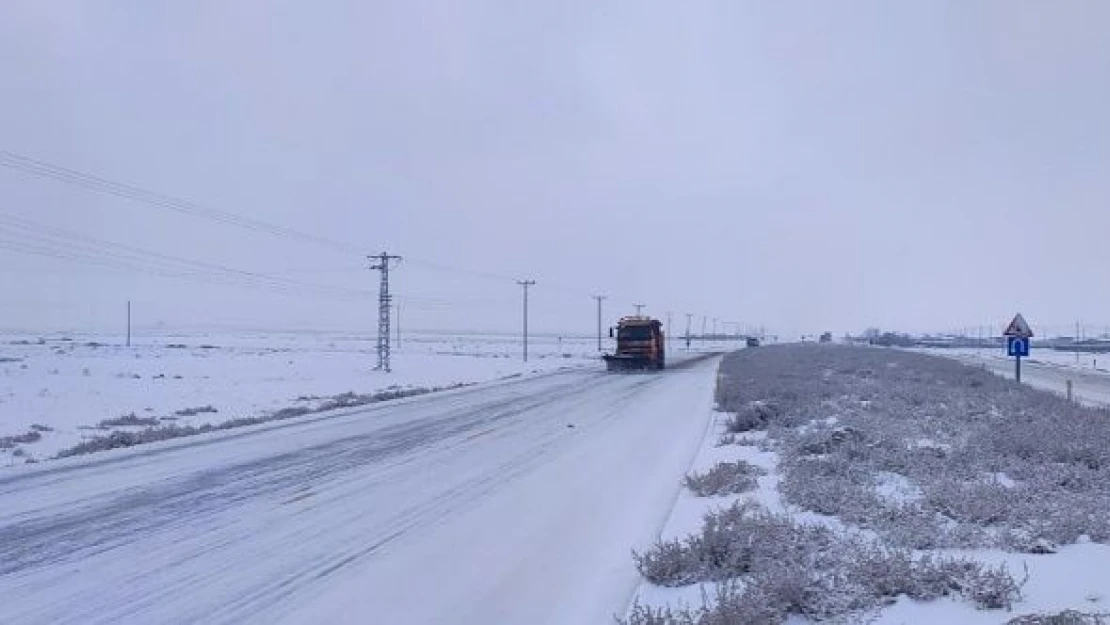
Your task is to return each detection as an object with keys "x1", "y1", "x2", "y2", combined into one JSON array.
[{"x1": 592, "y1": 295, "x2": 606, "y2": 351}]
